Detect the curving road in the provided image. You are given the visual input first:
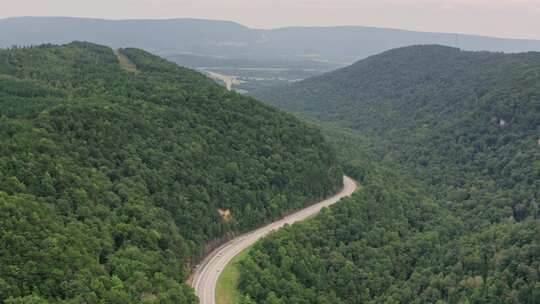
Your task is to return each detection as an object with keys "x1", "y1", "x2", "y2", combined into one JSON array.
[{"x1": 191, "y1": 175, "x2": 357, "y2": 304}]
